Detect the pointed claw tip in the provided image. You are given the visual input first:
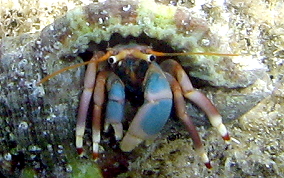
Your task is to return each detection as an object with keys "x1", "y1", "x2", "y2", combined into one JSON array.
[
  {"x1": 92, "y1": 152, "x2": 99, "y2": 159},
  {"x1": 222, "y1": 133, "x2": 230, "y2": 141},
  {"x1": 205, "y1": 162, "x2": 212, "y2": 169},
  {"x1": 76, "y1": 148, "x2": 84, "y2": 155}
]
